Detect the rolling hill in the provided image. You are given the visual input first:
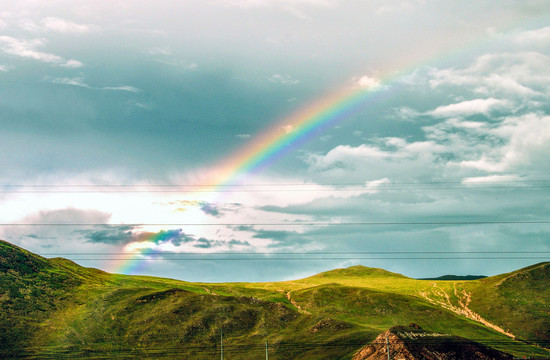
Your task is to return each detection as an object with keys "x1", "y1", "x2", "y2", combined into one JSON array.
[{"x1": 0, "y1": 239, "x2": 548, "y2": 359}]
